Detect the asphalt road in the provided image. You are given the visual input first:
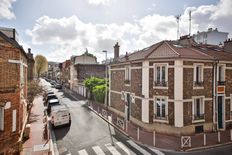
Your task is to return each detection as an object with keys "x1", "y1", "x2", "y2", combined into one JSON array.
[{"x1": 41, "y1": 79, "x2": 232, "y2": 155}]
